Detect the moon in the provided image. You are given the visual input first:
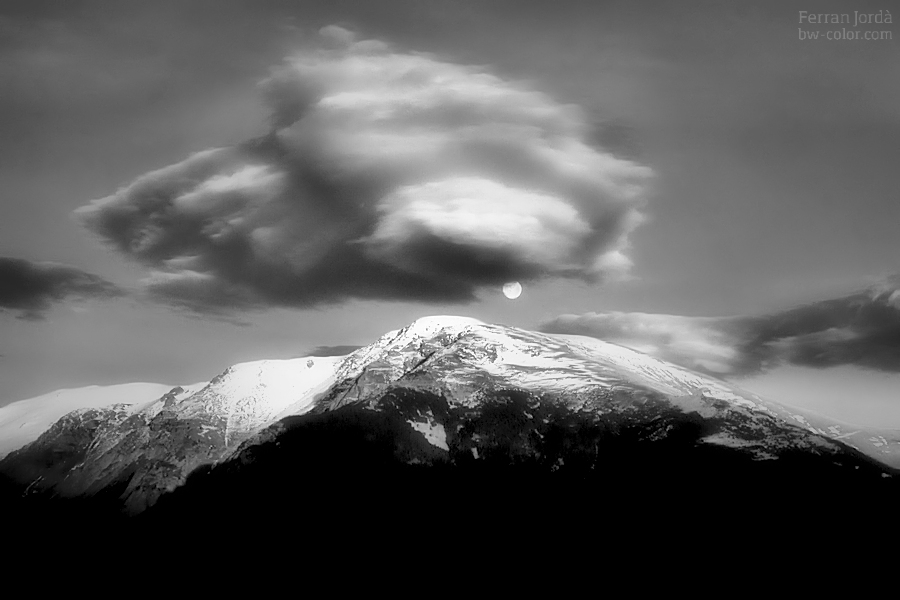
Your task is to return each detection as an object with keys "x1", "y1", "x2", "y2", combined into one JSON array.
[{"x1": 502, "y1": 281, "x2": 523, "y2": 299}]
